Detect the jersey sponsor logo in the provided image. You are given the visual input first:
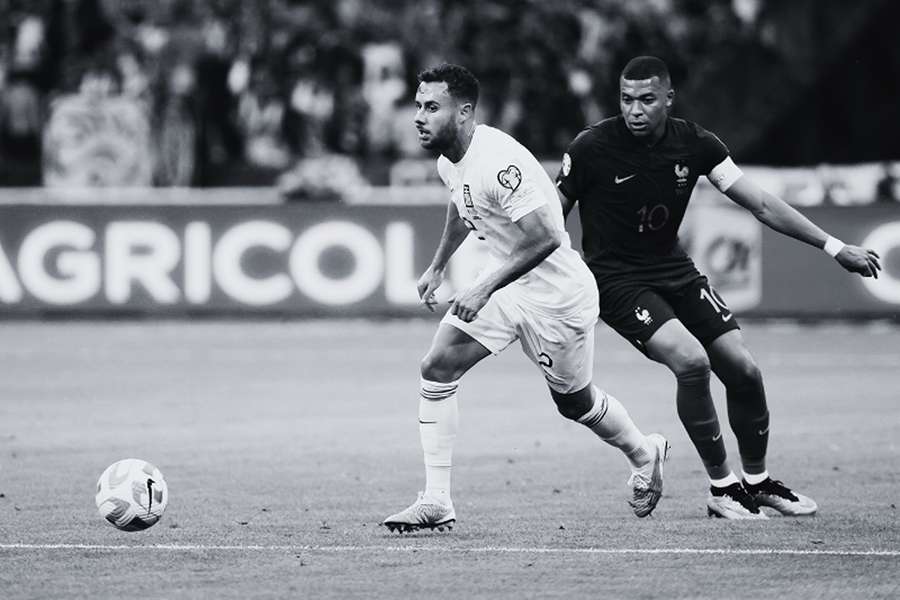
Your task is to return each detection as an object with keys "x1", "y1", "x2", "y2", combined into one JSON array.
[
  {"x1": 561, "y1": 153, "x2": 572, "y2": 177},
  {"x1": 712, "y1": 431, "x2": 722, "y2": 442},
  {"x1": 634, "y1": 306, "x2": 653, "y2": 326},
  {"x1": 497, "y1": 165, "x2": 522, "y2": 192},
  {"x1": 614, "y1": 174, "x2": 636, "y2": 184}
]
